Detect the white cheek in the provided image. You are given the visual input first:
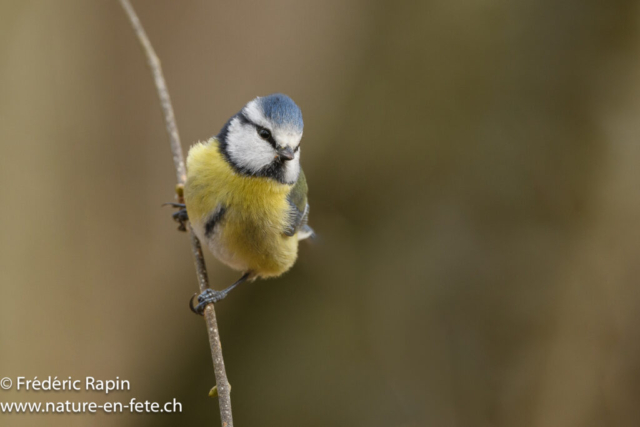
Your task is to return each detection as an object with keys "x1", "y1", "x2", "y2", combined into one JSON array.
[
  {"x1": 227, "y1": 124, "x2": 275, "y2": 172},
  {"x1": 283, "y1": 149, "x2": 301, "y2": 184}
]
